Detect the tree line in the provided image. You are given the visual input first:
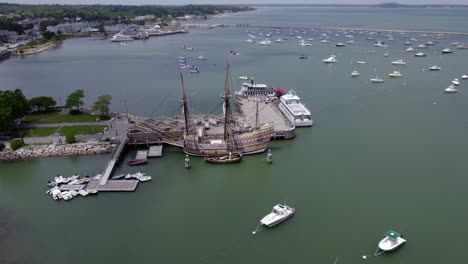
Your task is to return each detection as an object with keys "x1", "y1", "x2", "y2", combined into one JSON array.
[
  {"x1": 0, "y1": 4, "x2": 254, "y2": 22},
  {"x1": 0, "y1": 88, "x2": 112, "y2": 135}
]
